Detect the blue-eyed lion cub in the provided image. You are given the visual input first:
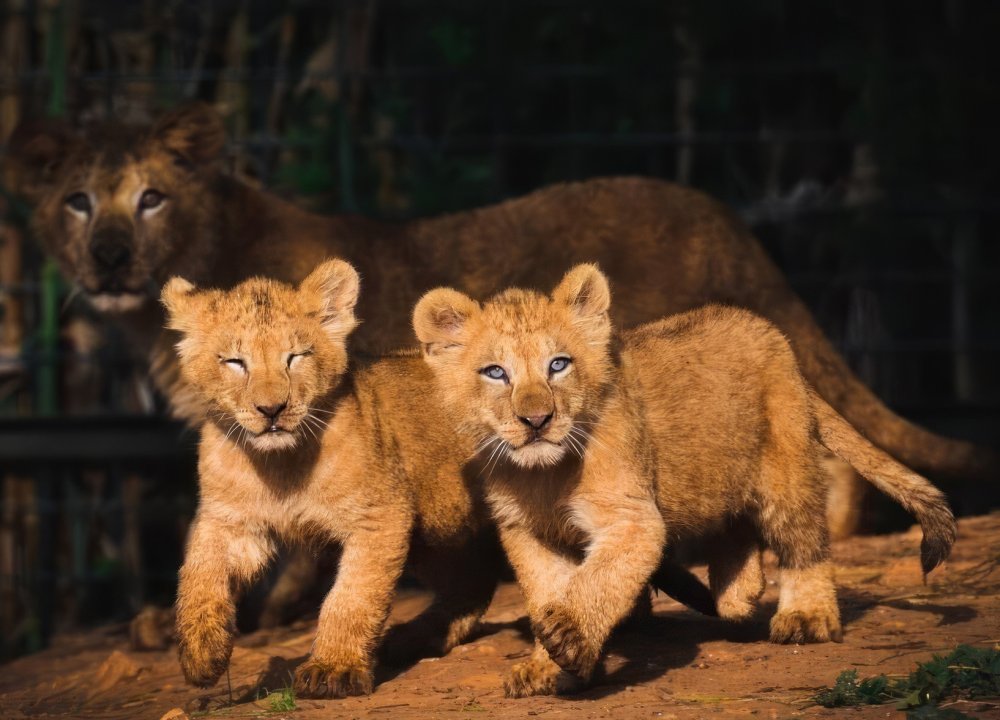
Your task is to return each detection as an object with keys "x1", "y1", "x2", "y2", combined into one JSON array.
[{"x1": 413, "y1": 263, "x2": 956, "y2": 697}]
